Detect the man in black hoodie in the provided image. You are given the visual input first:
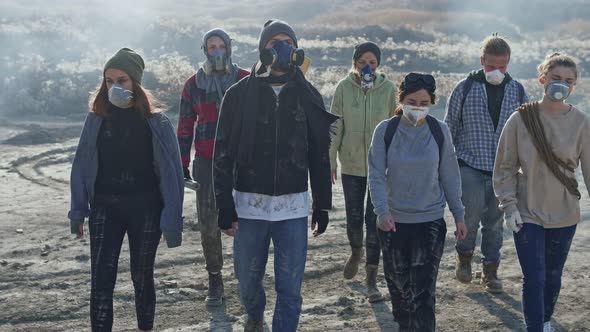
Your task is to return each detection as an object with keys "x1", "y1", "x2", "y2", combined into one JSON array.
[
  {"x1": 444, "y1": 34, "x2": 528, "y2": 293},
  {"x1": 213, "y1": 19, "x2": 338, "y2": 332}
]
